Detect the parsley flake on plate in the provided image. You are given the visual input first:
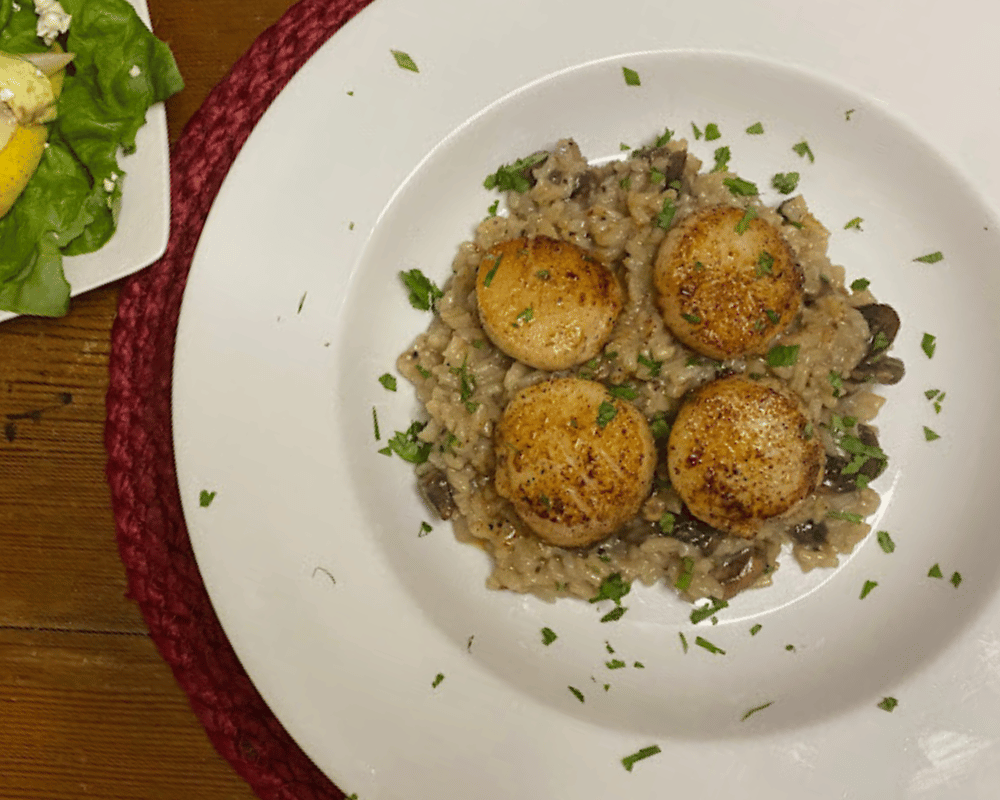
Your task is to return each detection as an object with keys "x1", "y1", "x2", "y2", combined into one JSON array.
[
  {"x1": 724, "y1": 176, "x2": 759, "y2": 196},
  {"x1": 951, "y1": 571, "x2": 963, "y2": 588},
  {"x1": 750, "y1": 624, "x2": 763, "y2": 636},
  {"x1": 741, "y1": 701, "x2": 773, "y2": 721},
  {"x1": 431, "y1": 673, "x2": 445, "y2": 688},
  {"x1": 792, "y1": 140, "x2": 815, "y2": 162},
  {"x1": 372, "y1": 407, "x2": 380, "y2": 441},
  {"x1": 390, "y1": 50, "x2": 419, "y2": 72},
  {"x1": 913, "y1": 251, "x2": 944, "y2": 264},
  {"x1": 691, "y1": 598, "x2": 728, "y2": 625},
  {"x1": 199, "y1": 490, "x2": 216, "y2": 508},
  {"x1": 745, "y1": 121, "x2": 765, "y2": 135},
  {"x1": 704, "y1": 123, "x2": 721, "y2": 141},
  {"x1": 923, "y1": 426, "x2": 941, "y2": 441},
  {"x1": 606, "y1": 659, "x2": 627, "y2": 670},
  {"x1": 399, "y1": 269, "x2": 443, "y2": 310},
  {"x1": 928, "y1": 563, "x2": 944, "y2": 579},
  {"x1": 878, "y1": 697, "x2": 898, "y2": 712},
  {"x1": 877, "y1": 530, "x2": 896, "y2": 553},
  {"x1": 844, "y1": 217, "x2": 864, "y2": 230},
  {"x1": 695, "y1": 636, "x2": 726, "y2": 655},
  {"x1": 771, "y1": 171, "x2": 800, "y2": 194},
  {"x1": 378, "y1": 373, "x2": 397, "y2": 391},
  {"x1": 385, "y1": 421, "x2": 432, "y2": 463},
  {"x1": 622, "y1": 66, "x2": 641, "y2": 86},
  {"x1": 766, "y1": 343, "x2": 800, "y2": 367},
  {"x1": 851, "y1": 277, "x2": 871, "y2": 291},
  {"x1": 418, "y1": 521, "x2": 432, "y2": 537},
  {"x1": 678, "y1": 632, "x2": 689, "y2": 653},
  {"x1": 483, "y1": 152, "x2": 549, "y2": 193},
  {"x1": 921, "y1": 333, "x2": 937, "y2": 358},
  {"x1": 621, "y1": 744, "x2": 662, "y2": 772},
  {"x1": 860, "y1": 580, "x2": 878, "y2": 600},
  {"x1": 711, "y1": 146, "x2": 731, "y2": 172},
  {"x1": 568, "y1": 686, "x2": 585, "y2": 703},
  {"x1": 541, "y1": 627, "x2": 558, "y2": 645}
]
